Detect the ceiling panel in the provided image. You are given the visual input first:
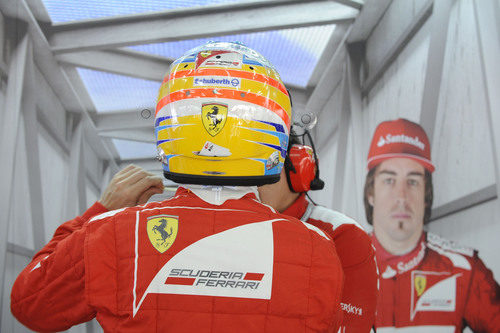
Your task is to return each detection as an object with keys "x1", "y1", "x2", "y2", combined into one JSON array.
[
  {"x1": 42, "y1": 0, "x2": 245, "y2": 23},
  {"x1": 77, "y1": 68, "x2": 160, "y2": 113}
]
